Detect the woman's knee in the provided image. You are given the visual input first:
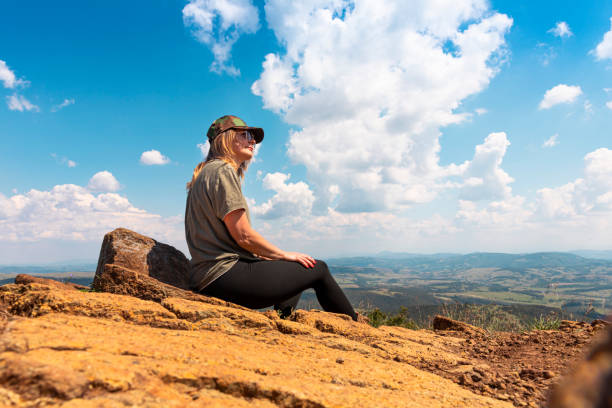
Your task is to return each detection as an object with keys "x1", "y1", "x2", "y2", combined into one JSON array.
[{"x1": 313, "y1": 259, "x2": 330, "y2": 277}]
